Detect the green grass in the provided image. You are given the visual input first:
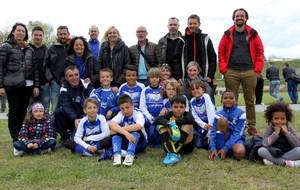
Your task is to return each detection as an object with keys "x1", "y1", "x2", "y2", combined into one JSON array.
[{"x1": 1, "y1": 111, "x2": 300, "y2": 190}]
